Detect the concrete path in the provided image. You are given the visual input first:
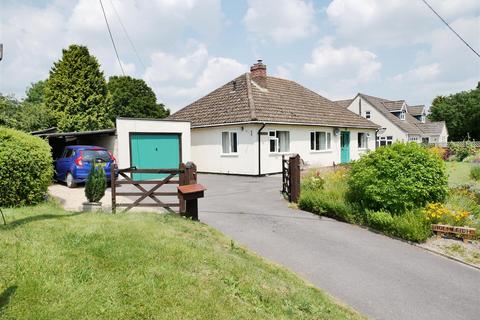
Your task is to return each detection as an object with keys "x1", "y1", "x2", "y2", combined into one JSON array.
[{"x1": 197, "y1": 174, "x2": 480, "y2": 320}]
